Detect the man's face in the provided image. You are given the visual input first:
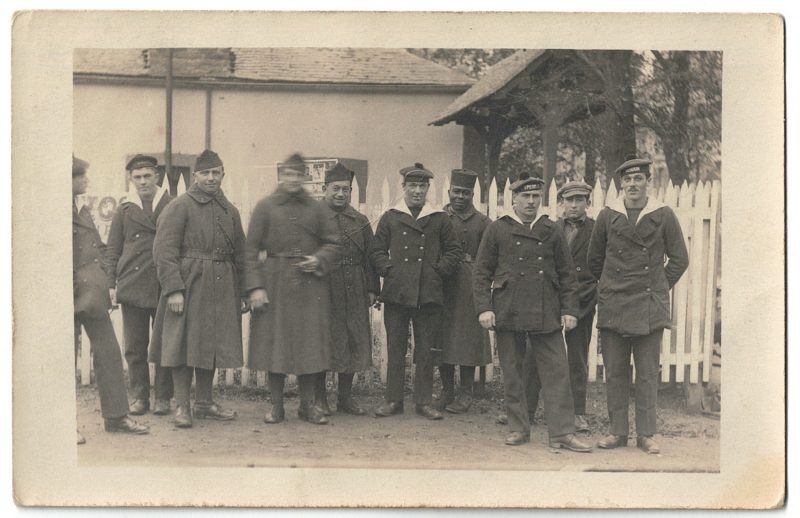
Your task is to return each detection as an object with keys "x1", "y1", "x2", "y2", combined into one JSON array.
[
  {"x1": 323, "y1": 180, "x2": 352, "y2": 209},
  {"x1": 561, "y1": 194, "x2": 589, "y2": 220},
  {"x1": 193, "y1": 167, "x2": 224, "y2": 195},
  {"x1": 621, "y1": 172, "x2": 649, "y2": 204},
  {"x1": 448, "y1": 186, "x2": 473, "y2": 211},
  {"x1": 512, "y1": 190, "x2": 542, "y2": 221},
  {"x1": 279, "y1": 169, "x2": 307, "y2": 194},
  {"x1": 72, "y1": 173, "x2": 89, "y2": 196},
  {"x1": 403, "y1": 180, "x2": 429, "y2": 209},
  {"x1": 130, "y1": 167, "x2": 159, "y2": 200}
]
